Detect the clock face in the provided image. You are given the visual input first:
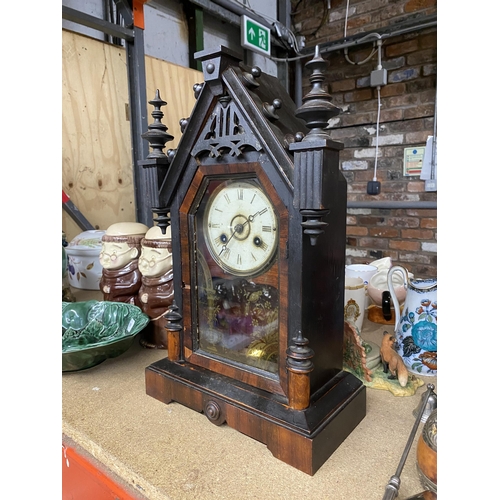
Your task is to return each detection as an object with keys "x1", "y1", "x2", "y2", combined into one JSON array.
[{"x1": 203, "y1": 180, "x2": 278, "y2": 276}]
